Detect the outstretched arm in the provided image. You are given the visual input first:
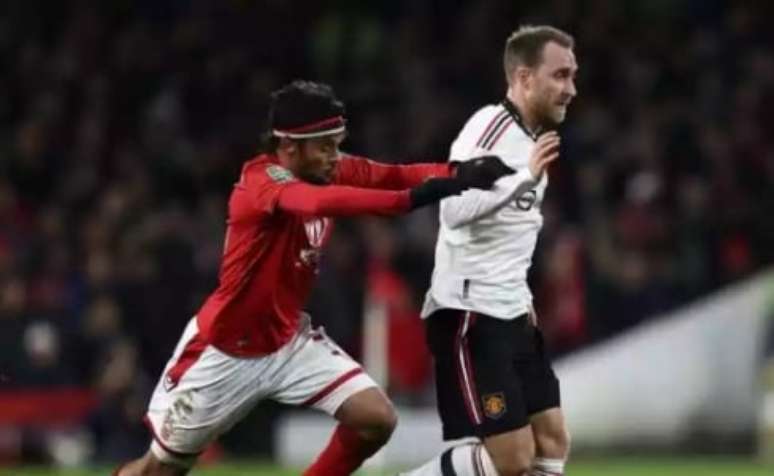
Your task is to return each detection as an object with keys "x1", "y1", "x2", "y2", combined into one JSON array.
[
  {"x1": 277, "y1": 182, "x2": 411, "y2": 216},
  {"x1": 271, "y1": 155, "x2": 514, "y2": 217},
  {"x1": 333, "y1": 155, "x2": 452, "y2": 189}
]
